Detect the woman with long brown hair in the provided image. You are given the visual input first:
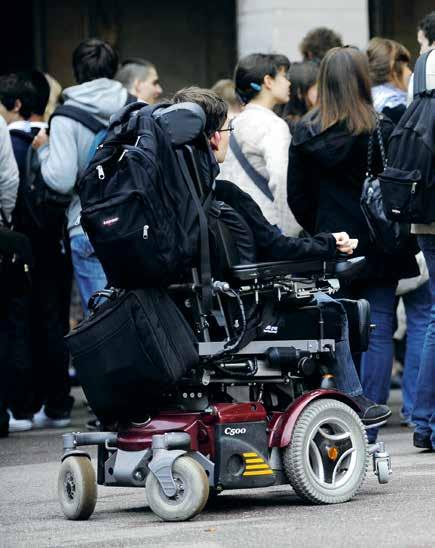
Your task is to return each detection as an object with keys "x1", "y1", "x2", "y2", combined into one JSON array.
[{"x1": 287, "y1": 46, "x2": 419, "y2": 444}]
